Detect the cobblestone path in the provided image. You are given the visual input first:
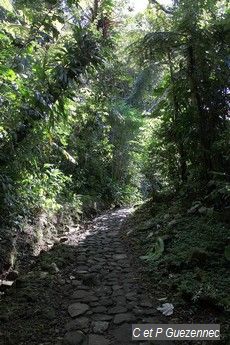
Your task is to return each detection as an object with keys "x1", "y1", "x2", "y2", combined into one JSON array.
[
  {"x1": 63, "y1": 209, "x2": 166, "y2": 345},
  {"x1": 1, "y1": 209, "x2": 170, "y2": 345}
]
